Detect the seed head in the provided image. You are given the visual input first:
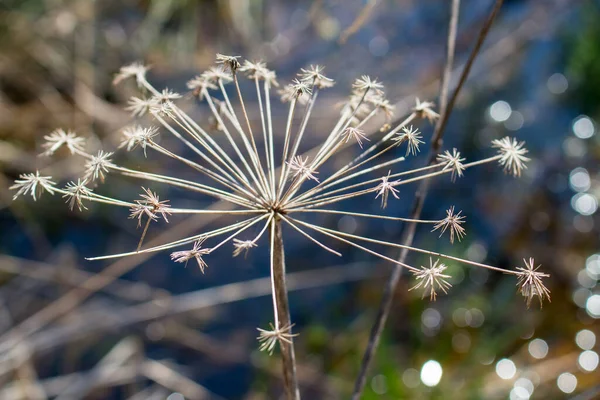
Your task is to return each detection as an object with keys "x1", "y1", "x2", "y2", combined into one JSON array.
[
  {"x1": 63, "y1": 179, "x2": 92, "y2": 211},
  {"x1": 10, "y1": 171, "x2": 56, "y2": 201},
  {"x1": 374, "y1": 171, "x2": 400, "y2": 209},
  {"x1": 232, "y1": 239, "x2": 257, "y2": 258},
  {"x1": 492, "y1": 136, "x2": 530, "y2": 177},
  {"x1": 170, "y1": 238, "x2": 211, "y2": 272},
  {"x1": 119, "y1": 125, "x2": 159, "y2": 156},
  {"x1": 257, "y1": 323, "x2": 298, "y2": 355},
  {"x1": 437, "y1": 148, "x2": 465, "y2": 181},
  {"x1": 126, "y1": 97, "x2": 157, "y2": 117},
  {"x1": 216, "y1": 54, "x2": 241, "y2": 72},
  {"x1": 84, "y1": 151, "x2": 114, "y2": 182},
  {"x1": 516, "y1": 258, "x2": 550, "y2": 308},
  {"x1": 409, "y1": 258, "x2": 452, "y2": 301},
  {"x1": 394, "y1": 125, "x2": 423, "y2": 156},
  {"x1": 41, "y1": 129, "x2": 86, "y2": 156},
  {"x1": 413, "y1": 98, "x2": 440, "y2": 123},
  {"x1": 353, "y1": 75, "x2": 384, "y2": 94},
  {"x1": 432, "y1": 206, "x2": 466, "y2": 243},
  {"x1": 368, "y1": 94, "x2": 394, "y2": 120},
  {"x1": 202, "y1": 66, "x2": 233, "y2": 84},
  {"x1": 341, "y1": 127, "x2": 370, "y2": 148},
  {"x1": 279, "y1": 80, "x2": 312, "y2": 104},
  {"x1": 113, "y1": 62, "x2": 149, "y2": 87},
  {"x1": 299, "y1": 65, "x2": 335, "y2": 89},
  {"x1": 129, "y1": 187, "x2": 172, "y2": 226},
  {"x1": 287, "y1": 156, "x2": 319, "y2": 182}
]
